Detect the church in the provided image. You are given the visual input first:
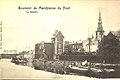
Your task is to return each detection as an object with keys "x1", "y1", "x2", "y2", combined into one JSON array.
[{"x1": 83, "y1": 11, "x2": 104, "y2": 53}]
